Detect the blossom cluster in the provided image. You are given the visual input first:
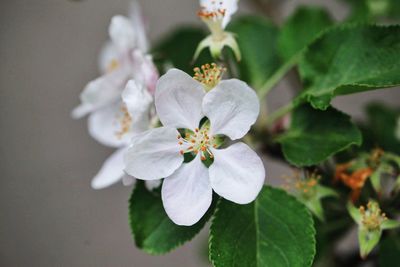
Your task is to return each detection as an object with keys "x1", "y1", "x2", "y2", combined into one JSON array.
[{"x1": 72, "y1": 0, "x2": 265, "y2": 225}]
